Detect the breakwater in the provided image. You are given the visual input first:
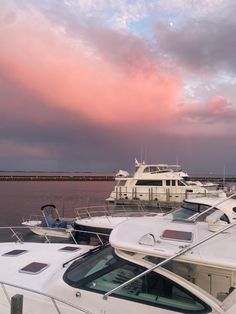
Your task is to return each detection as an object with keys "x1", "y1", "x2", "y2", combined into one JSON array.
[
  {"x1": 0, "y1": 174, "x2": 235, "y2": 182},
  {"x1": 0, "y1": 174, "x2": 115, "y2": 181}
]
